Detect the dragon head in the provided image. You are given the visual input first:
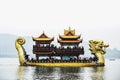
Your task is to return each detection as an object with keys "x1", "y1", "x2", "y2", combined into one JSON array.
[{"x1": 89, "y1": 40, "x2": 109, "y2": 55}]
